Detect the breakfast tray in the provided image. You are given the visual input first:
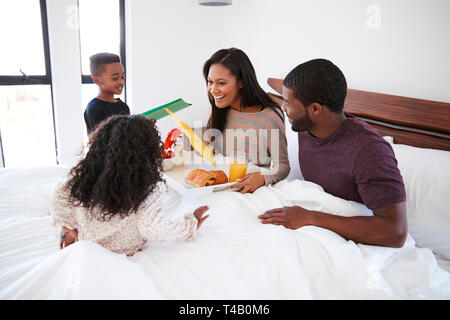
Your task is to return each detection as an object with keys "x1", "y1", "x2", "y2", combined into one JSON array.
[{"x1": 162, "y1": 153, "x2": 259, "y2": 199}]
